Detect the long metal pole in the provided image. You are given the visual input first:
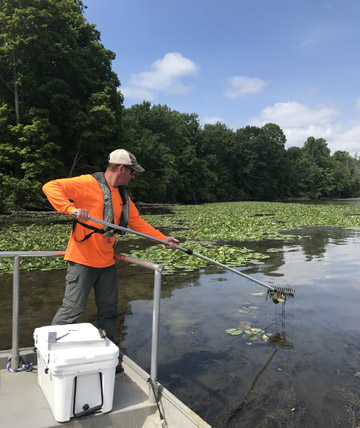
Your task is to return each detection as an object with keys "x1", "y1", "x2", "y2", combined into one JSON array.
[
  {"x1": 149, "y1": 267, "x2": 163, "y2": 403},
  {"x1": 87, "y1": 216, "x2": 284, "y2": 294},
  {"x1": 10, "y1": 256, "x2": 20, "y2": 369}
]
